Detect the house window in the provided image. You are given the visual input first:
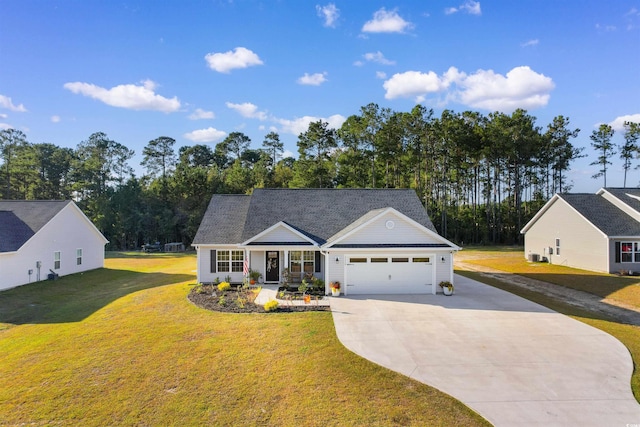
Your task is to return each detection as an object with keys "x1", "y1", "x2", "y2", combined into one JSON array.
[
  {"x1": 217, "y1": 250, "x2": 244, "y2": 272},
  {"x1": 555, "y1": 238, "x2": 561, "y2": 256},
  {"x1": 290, "y1": 251, "x2": 315, "y2": 279},
  {"x1": 76, "y1": 249, "x2": 83, "y2": 266},
  {"x1": 54, "y1": 251, "x2": 61, "y2": 270},
  {"x1": 619, "y1": 242, "x2": 640, "y2": 263}
]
